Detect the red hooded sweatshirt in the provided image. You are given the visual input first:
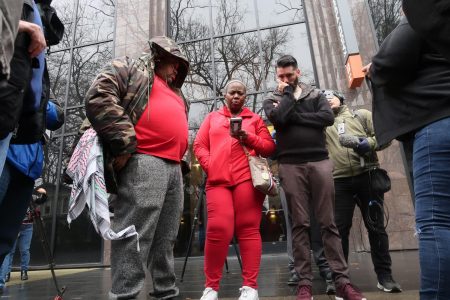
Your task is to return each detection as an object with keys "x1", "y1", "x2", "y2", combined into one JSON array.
[{"x1": 194, "y1": 106, "x2": 276, "y2": 187}]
